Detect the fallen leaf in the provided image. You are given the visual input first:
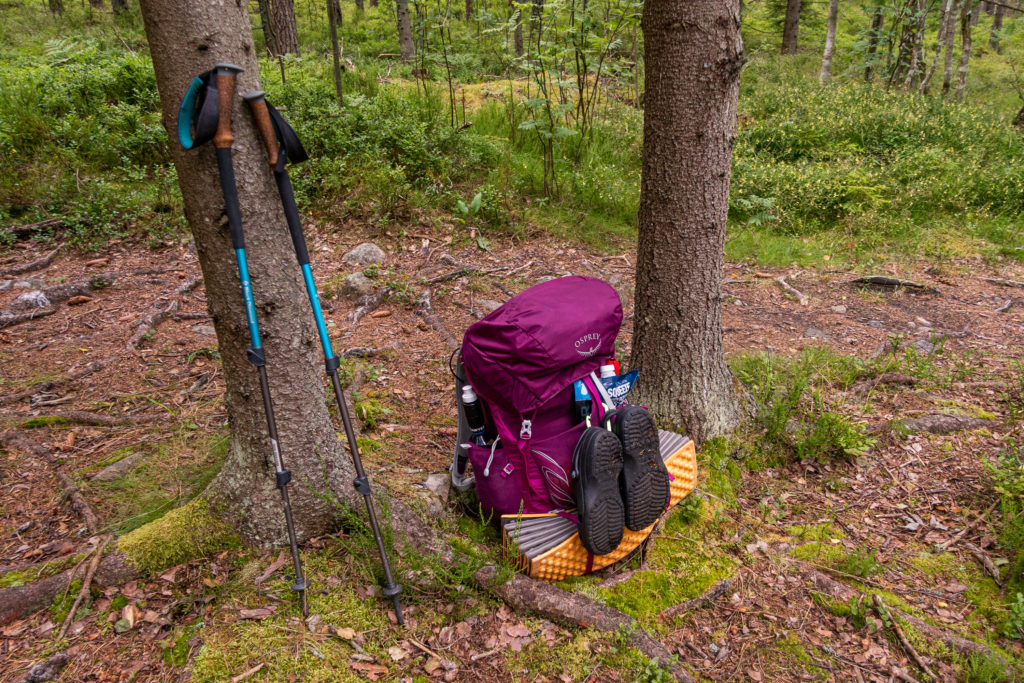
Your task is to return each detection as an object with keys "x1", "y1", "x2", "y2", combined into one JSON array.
[
  {"x1": 505, "y1": 624, "x2": 530, "y2": 638},
  {"x1": 349, "y1": 661, "x2": 388, "y2": 680},
  {"x1": 332, "y1": 626, "x2": 357, "y2": 640},
  {"x1": 748, "y1": 669, "x2": 763, "y2": 681},
  {"x1": 388, "y1": 645, "x2": 407, "y2": 661},
  {"x1": 239, "y1": 607, "x2": 276, "y2": 620}
]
